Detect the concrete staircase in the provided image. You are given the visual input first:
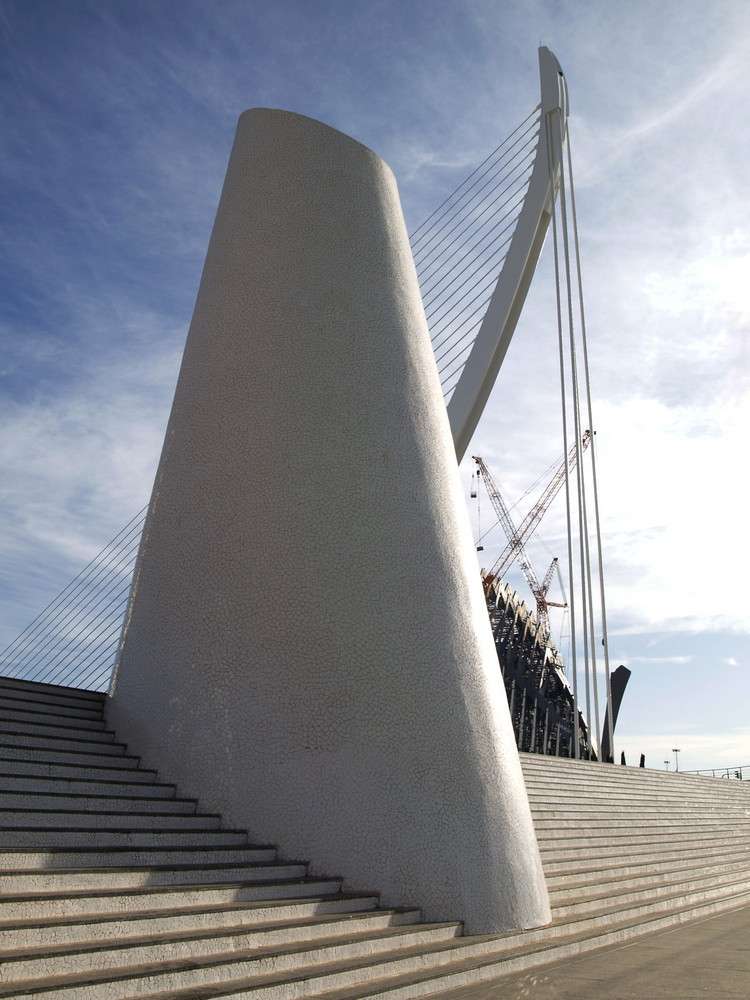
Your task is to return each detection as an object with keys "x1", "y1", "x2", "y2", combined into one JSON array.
[
  {"x1": 522, "y1": 752, "x2": 750, "y2": 939},
  {"x1": 2, "y1": 676, "x2": 750, "y2": 999}
]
